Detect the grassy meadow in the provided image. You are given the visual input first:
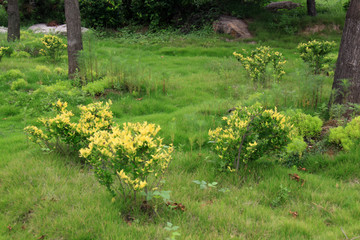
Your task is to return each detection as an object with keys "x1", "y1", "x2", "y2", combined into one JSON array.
[{"x1": 1, "y1": 1, "x2": 360, "y2": 239}]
